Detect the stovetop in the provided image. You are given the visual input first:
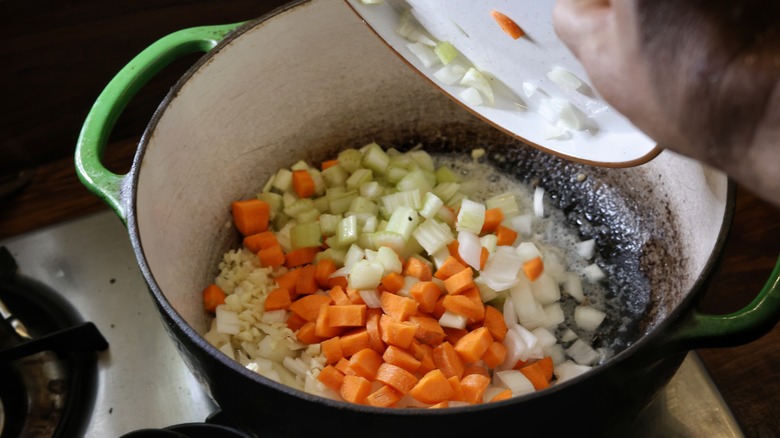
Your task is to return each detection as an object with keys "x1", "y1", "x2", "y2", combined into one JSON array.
[{"x1": 0, "y1": 210, "x2": 746, "y2": 437}]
